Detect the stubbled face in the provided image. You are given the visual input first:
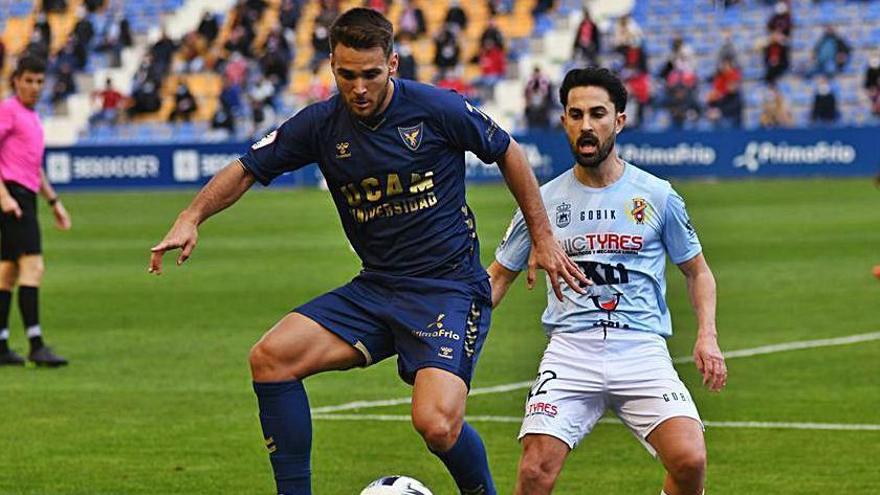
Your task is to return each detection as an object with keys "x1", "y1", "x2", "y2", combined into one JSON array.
[
  {"x1": 561, "y1": 86, "x2": 625, "y2": 168},
  {"x1": 14, "y1": 70, "x2": 45, "y2": 109},
  {"x1": 331, "y1": 44, "x2": 398, "y2": 119}
]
